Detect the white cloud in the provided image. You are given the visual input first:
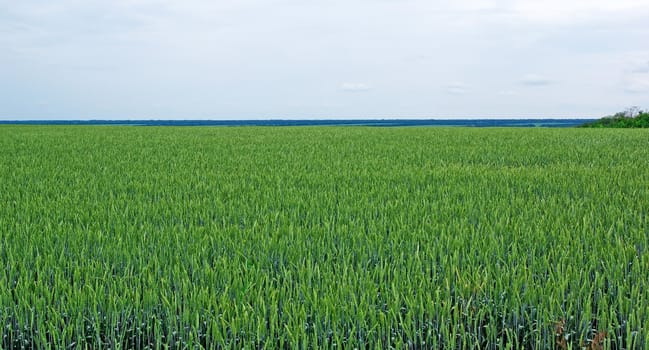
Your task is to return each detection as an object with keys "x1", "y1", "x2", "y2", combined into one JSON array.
[
  {"x1": 340, "y1": 82, "x2": 371, "y2": 92},
  {"x1": 511, "y1": 0, "x2": 649, "y2": 24},
  {"x1": 621, "y1": 58, "x2": 649, "y2": 93},
  {"x1": 2, "y1": 0, "x2": 649, "y2": 119},
  {"x1": 623, "y1": 75, "x2": 649, "y2": 94},
  {"x1": 445, "y1": 82, "x2": 470, "y2": 95},
  {"x1": 520, "y1": 74, "x2": 553, "y2": 86},
  {"x1": 631, "y1": 61, "x2": 649, "y2": 74}
]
